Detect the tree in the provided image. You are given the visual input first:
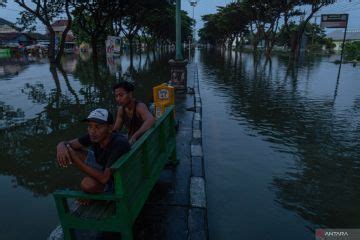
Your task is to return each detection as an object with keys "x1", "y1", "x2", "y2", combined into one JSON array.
[
  {"x1": 290, "y1": 0, "x2": 336, "y2": 58},
  {"x1": 199, "y1": 3, "x2": 249, "y2": 48},
  {"x1": 217, "y1": 3, "x2": 249, "y2": 48},
  {"x1": 241, "y1": 0, "x2": 304, "y2": 56},
  {"x1": 120, "y1": 1, "x2": 152, "y2": 59},
  {"x1": 277, "y1": 22, "x2": 335, "y2": 52},
  {"x1": 71, "y1": 0, "x2": 192, "y2": 65},
  {"x1": 118, "y1": 0, "x2": 188, "y2": 57},
  {"x1": 277, "y1": 22, "x2": 299, "y2": 49},
  {"x1": 14, "y1": 0, "x2": 72, "y2": 64},
  {"x1": 71, "y1": 0, "x2": 126, "y2": 62},
  {"x1": 124, "y1": 3, "x2": 192, "y2": 51},
  {"x1": 344, "y1": 41, "x2": 360, "y2": 61},
  {"x1": 306, "y1": 23, "x2": 333, "y2": 51},
  {"x1": 199, "y1": 0, "x2": 338, "y2": 58}
]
